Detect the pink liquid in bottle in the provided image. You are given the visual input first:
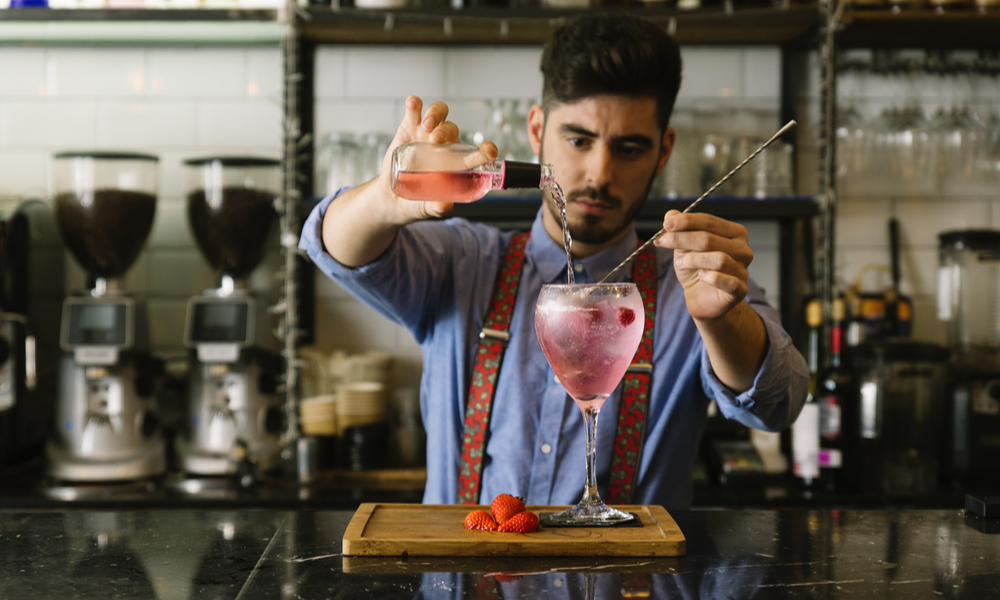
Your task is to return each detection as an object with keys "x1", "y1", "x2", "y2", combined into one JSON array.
[{"x1": 393, "y1": 170, "x2": 498, "y2": 203}]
